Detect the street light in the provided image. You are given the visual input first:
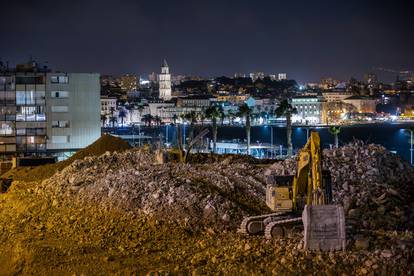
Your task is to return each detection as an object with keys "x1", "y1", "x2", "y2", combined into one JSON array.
[
  {"x1": 270, "y1": 125, "x2": 274, "y2": 159},
  {"x1": 138, "y1": 123, "x2": 141, "y2": 147},
  {"x1": 132, "y1": 124, "x2": 135, "y2": 146},
  {"x1": 165, "y1": 124, "x2": 169, "y2": 145},
  {"x1": 405, "y1": 128, "x2": 414, "y2": 165}
]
